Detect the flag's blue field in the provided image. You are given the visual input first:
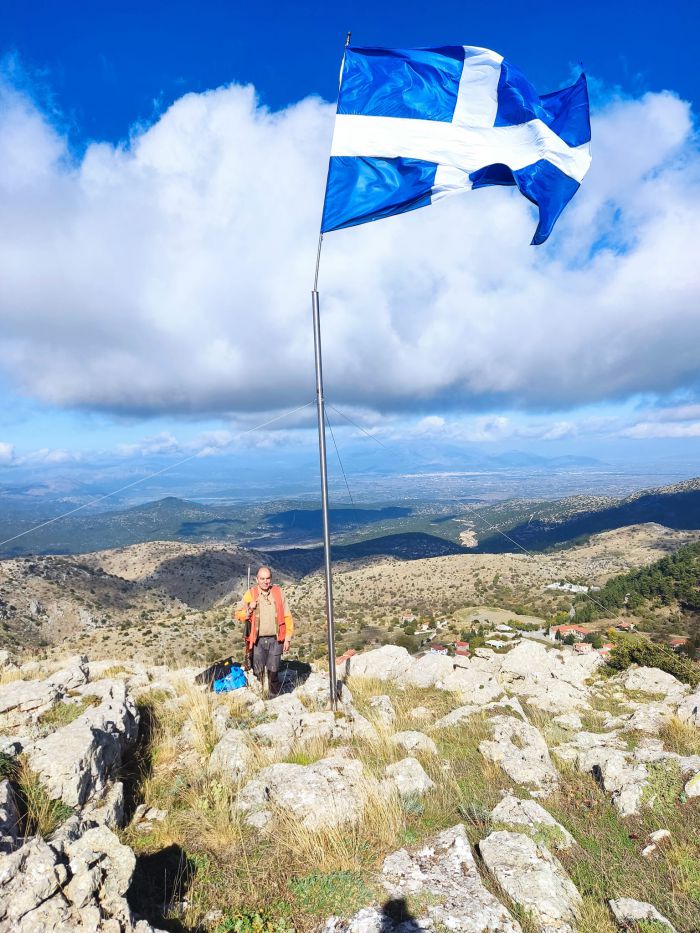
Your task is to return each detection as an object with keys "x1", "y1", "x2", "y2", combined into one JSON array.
[{"x1": 322, "y1": 46, "x2": 591, "y2": 244}]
